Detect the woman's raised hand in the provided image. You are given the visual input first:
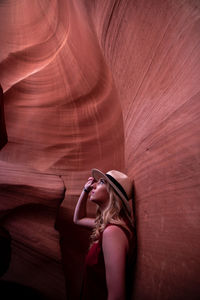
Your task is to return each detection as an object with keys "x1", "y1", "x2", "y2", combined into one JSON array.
[
  {"x1": 84, "y1": 177, "x2": 95, "y2": 192},
  {"x1": 73, "y1": 177, "x2": 96, "y2": 227}
]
